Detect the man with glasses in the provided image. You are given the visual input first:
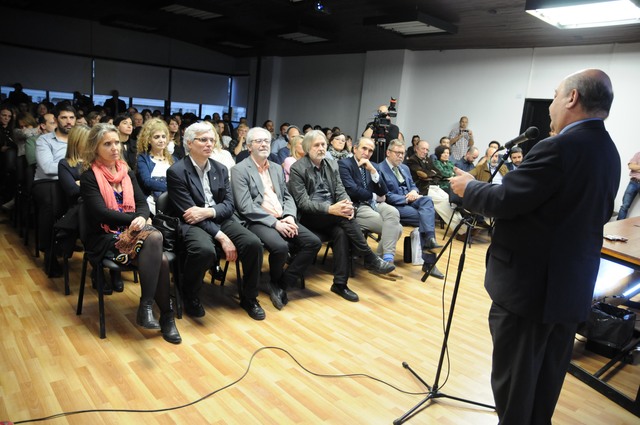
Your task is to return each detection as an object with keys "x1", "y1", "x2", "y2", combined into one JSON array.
[
  {"x1": 377, "y1": 139, "x2": 444, "y2": 279},
  {"x1": 167, "y1": 122, "x2": 266, "y2": 321},
  {"x1": 289, "y1": 130, "x2": 396, "y2": 302},
  {"x1": 231, "y1": 127, "x2": 321, "y2": 310}
]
